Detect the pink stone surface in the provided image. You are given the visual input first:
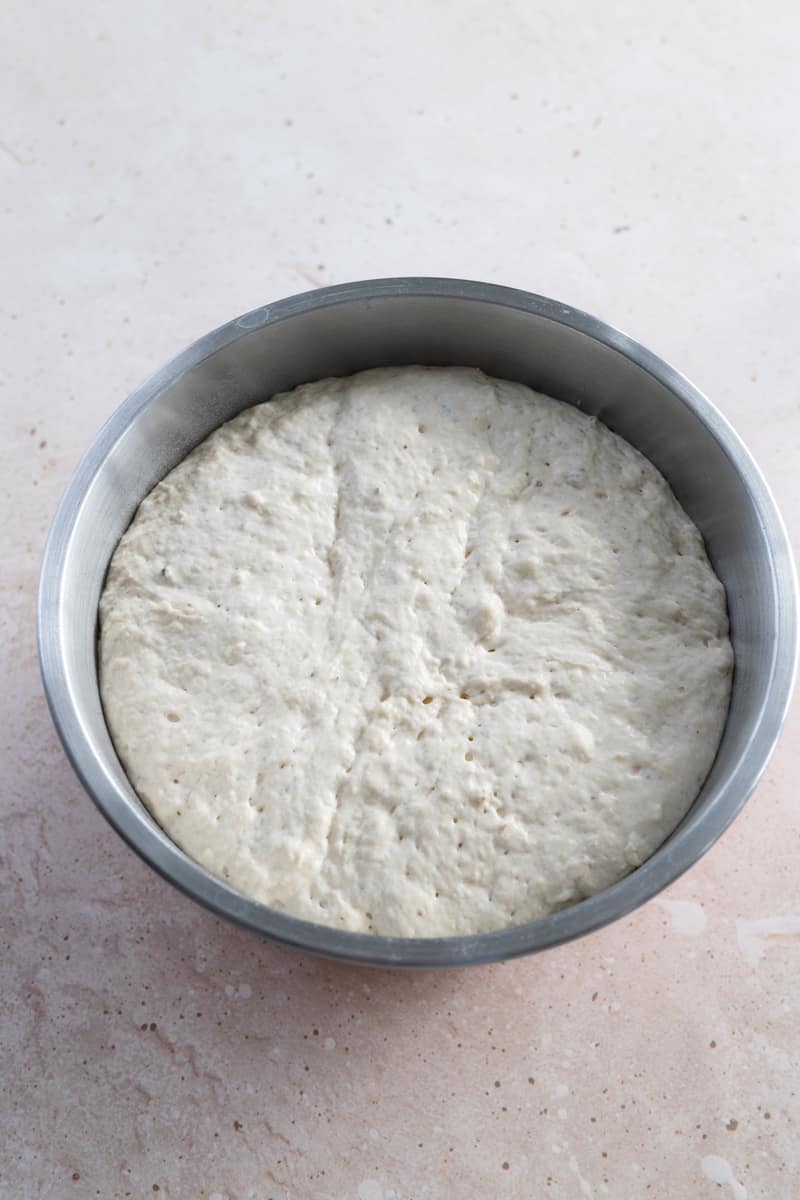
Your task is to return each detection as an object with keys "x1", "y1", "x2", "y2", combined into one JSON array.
[{"x1": 2, "y1": 4, "x2": 798, "y2": 1197}]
